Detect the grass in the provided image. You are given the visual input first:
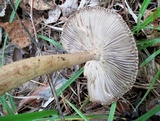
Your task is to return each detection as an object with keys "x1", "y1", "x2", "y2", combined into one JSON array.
[
  {"x1": 137, "y1": 0, "x2": 151, "y2": 26},
  {"x1": 56, "y1": 67, "x2": 84, "y2": 96},
  {"x1": 135, "y1": 104, "x2": 160, "y2": 121},
  {"x1": 0, "y1": 110, "x2": 57, "y2": 121},
  {"x1": 132, "y1": 1, "x2": 160, "y2": 120},
  {"x1": 0, "y1": 0, "x2": 21, "y2": 115},
  {"x1": 132, "y1": 7, "x2": 160, "y2": 34},
  {"x1": 0, "y1": 95, "x2": 15, "y2": 115},
  {"x1": 0, "y1": 0, "x2": 21, "y2": 66},
  {"x1": 135, "y1": 68, "x2": 160, "y2": 110},
  {"x1": 108, "y1": 102, "x2": 117, "y2": 121},
  {"x1": 140, "y1": 49, "x2": 160, "y2": 67},
  {"x1": 65, "y1": 99, "x2": 89, "y2": 121},
  {"x1": 38, "y1": 35, "x2": 62, "y2": 49},
  {"x1": 137, "y1": 38, "x2": 160, "y2": 51},
  {"x1": 0, "y1": 0, "x2": 160, "y2": 121}
]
